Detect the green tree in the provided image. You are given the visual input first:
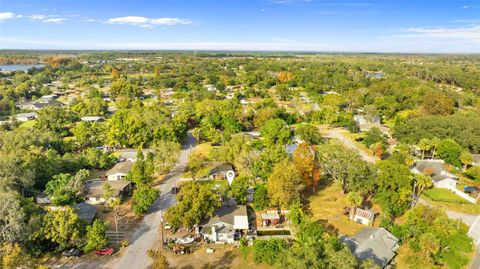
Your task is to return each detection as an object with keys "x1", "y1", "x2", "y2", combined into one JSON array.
[
  {"x1": 45, "y1": 169, "x2": 89, "y2": 205},
  {"x1": 132, "y1": 185, "x2": 159, "y2": 215},
  {"x1": 459, "y1": 151, "x2": 474, "y2": 170},
  {"x1": 84, "y1": 219, "x2": 108, "y2": 252},
  {"x1": 253, "y1": 184, "x2": 269, "y2": 211},
  {"x1": 422, "y1": 91, "x2": 455, "y2": 115},
  {"x1": 345, "y1": 192, "x2": 363, "y2": 220},
  {"x1": 267, "y1": 159, "x2": 304, "y2": 208},
  {"x1": 373, "y1": 160, "x2": 413, "y2": 218},
  {"x1": 317, "y1": 141, "x2": 374, "y2": 194},
  {"x1": 42, "y1": 207, "x2": 81, "y2": 250},
  {"x1": 260, "y1": 119, "x2": 291, "y2": 147},
  {"x1": 414, "y1": 173, "x2": 433, "y2": 196},
  {"x1": 295, "y1": 124, "x2": 323, "y2": 144},
  {"x1": 229, "y1": 176, "x2": 250, "y2": 205},
  {"x1": 36, "y1": 106, "x2": 76, "y2": 137},
  {"x1": 153, "y1": 141, "x2": 180, "y2": 175},
  {"x1": 164, "y1": 182, "x2": 221, "y2": 229},
  {"x1": 437, "y1": 139, "x2": 463, "y2": 167},
  {"x1": 0, "y1": 191, "x2": 26, "y2": 243},
  {"x1": 418, "y1": 138, "x2": 432, "y2": 160},
  {"x1": 252, "y1": 238, "x2": 288, "y2": 265}
]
